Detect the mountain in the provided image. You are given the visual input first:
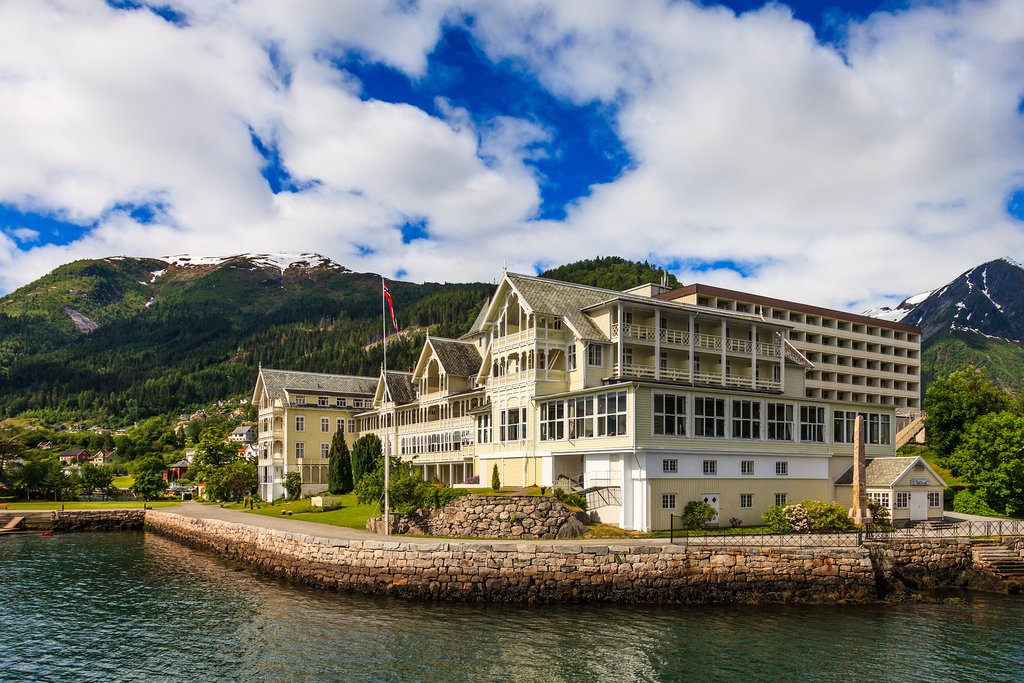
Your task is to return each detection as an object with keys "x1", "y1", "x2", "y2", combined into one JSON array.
[
  {"x1": 0, "y1": 253, "x2": 494, "y2": 425},
  {"x1": 866, "y1": 257, "x2": 1024, "y2": 393}
]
